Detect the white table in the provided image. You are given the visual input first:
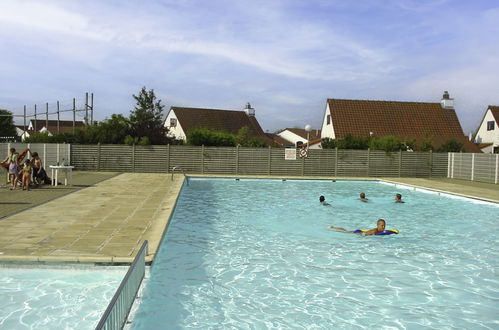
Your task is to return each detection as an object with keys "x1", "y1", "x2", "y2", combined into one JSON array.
[{"x1": 49, "y1": 165, "x2": 75, "y2": 186}]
